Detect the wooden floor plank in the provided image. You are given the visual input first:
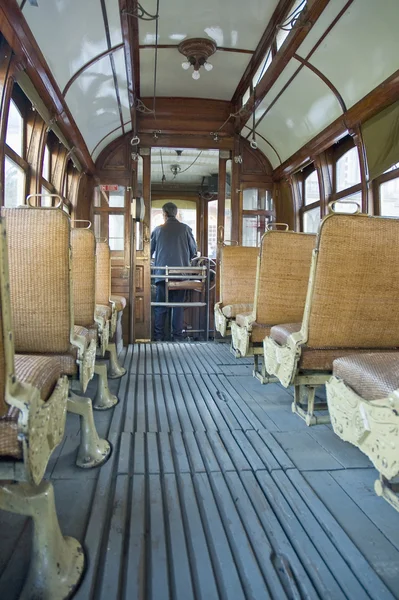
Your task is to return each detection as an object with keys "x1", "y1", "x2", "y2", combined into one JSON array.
[
  {"x1": 148, "y1": 474, "x2": 170, "y2": 599},
  {"x1": 272, "y1": 431, "x2": 346, "y2": 471},
  {"x1": 123, "y1": 474, "x2": 146, "y2": 600}
]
